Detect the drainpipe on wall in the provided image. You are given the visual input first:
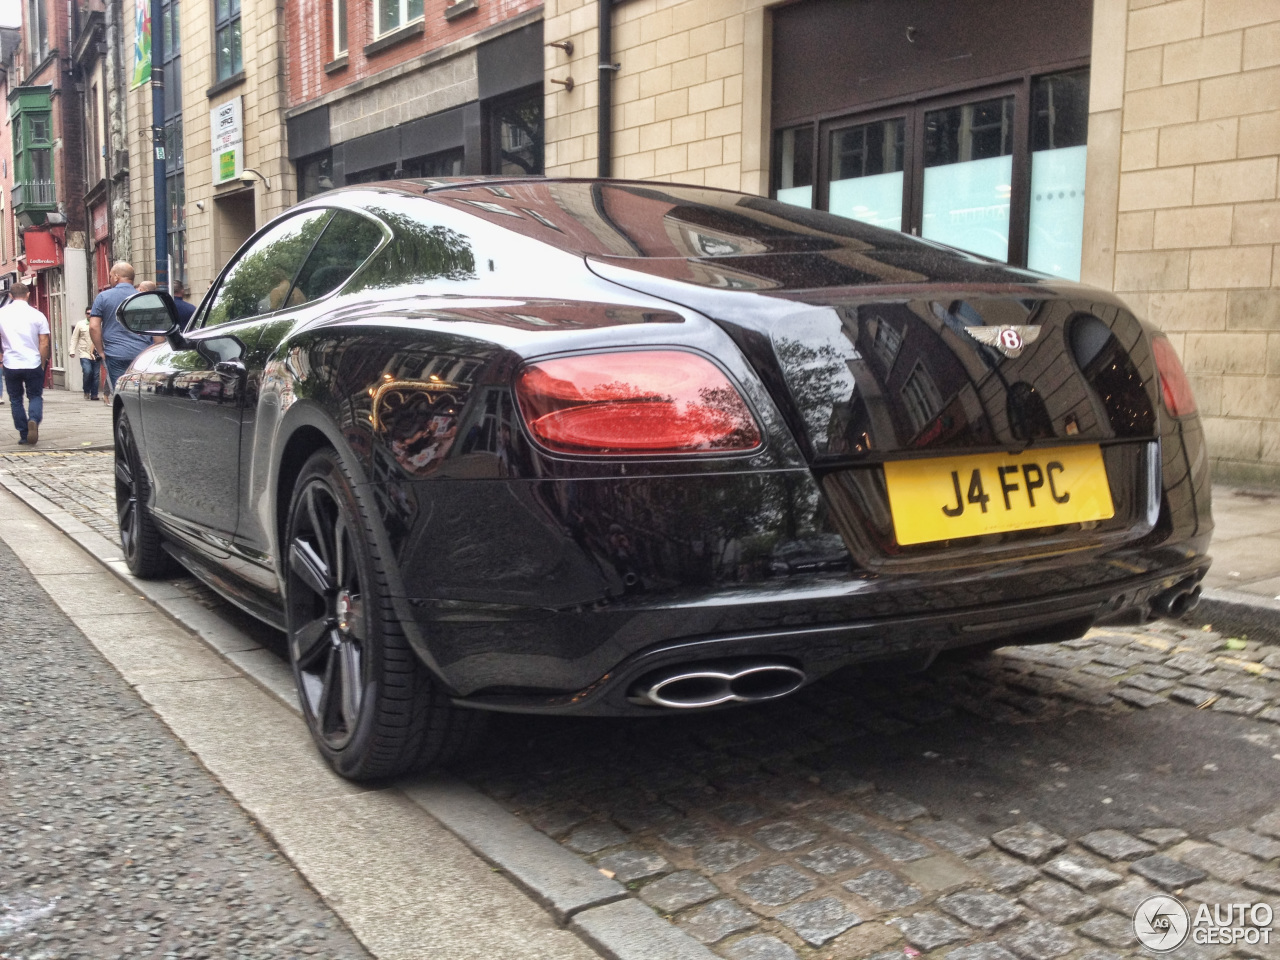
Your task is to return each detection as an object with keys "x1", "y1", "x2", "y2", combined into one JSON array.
[{"x1": 597, "y1": 0, "x2": 616, "y2": 178}]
